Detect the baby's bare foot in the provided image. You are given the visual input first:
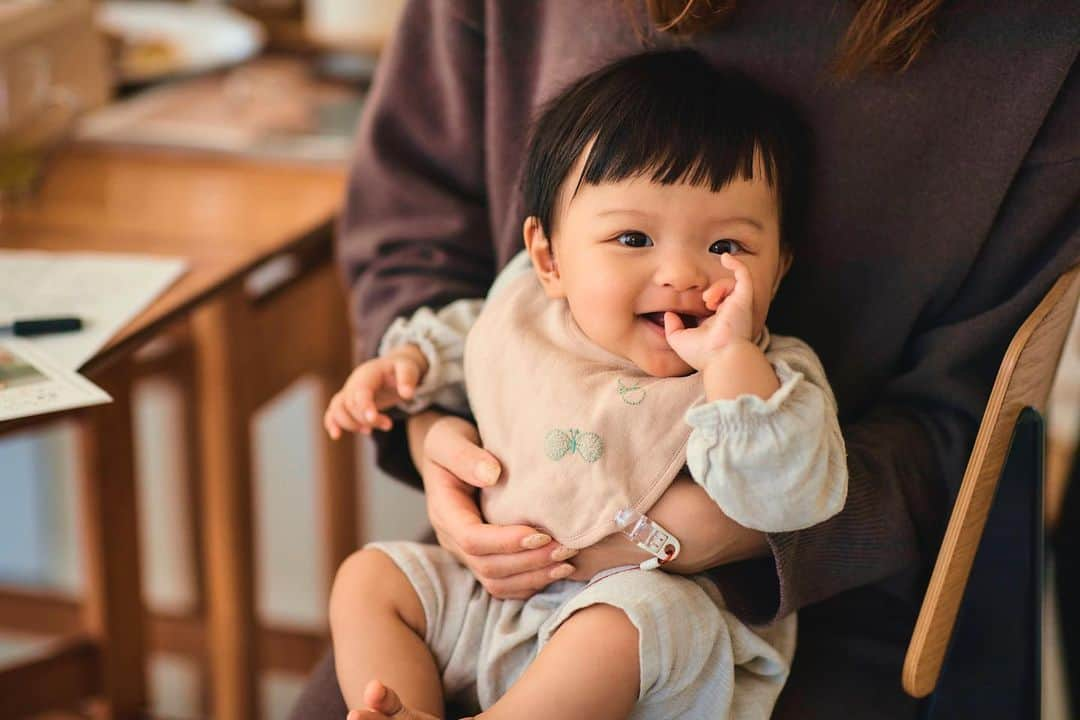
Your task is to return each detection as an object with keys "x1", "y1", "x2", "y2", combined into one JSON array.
[{"x1": 345, "y1": 679, "x2": 442, "y2": 720}]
